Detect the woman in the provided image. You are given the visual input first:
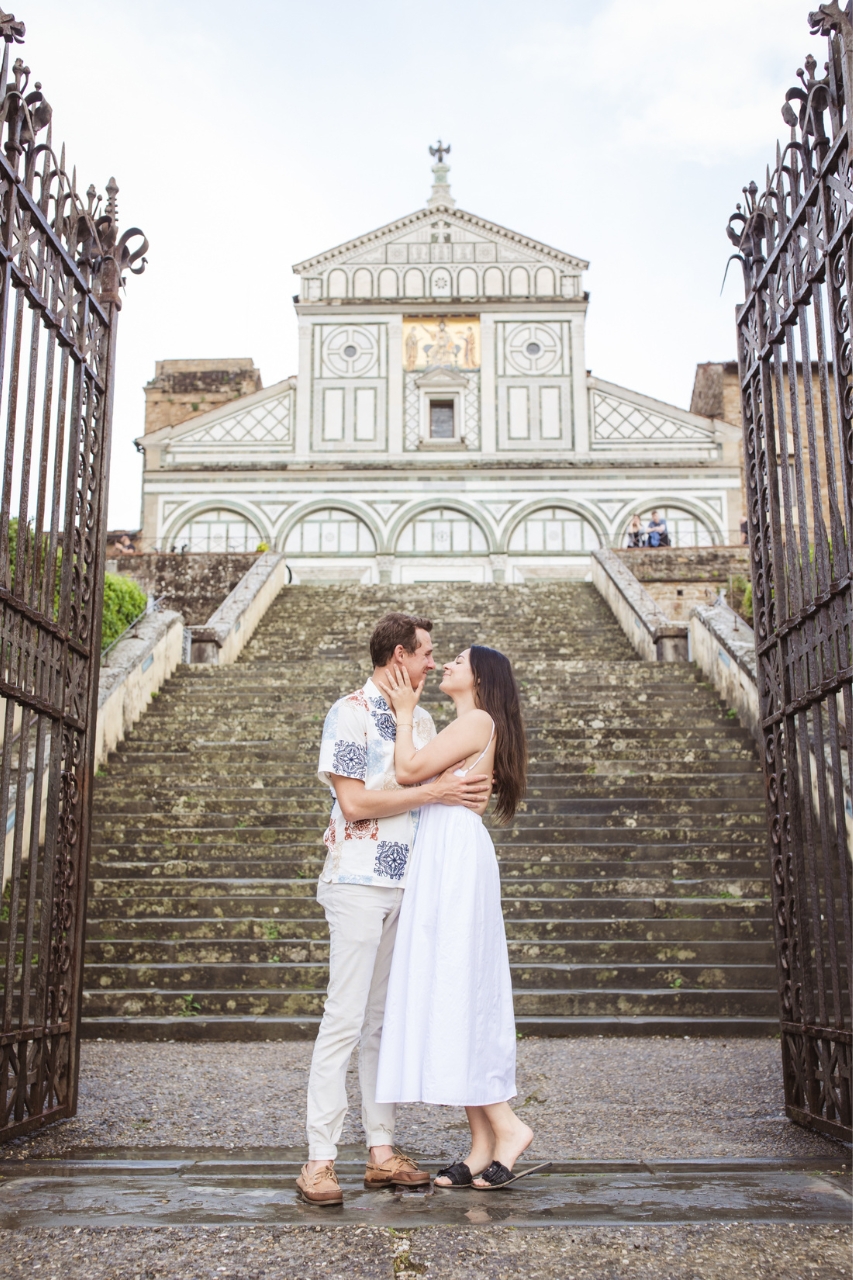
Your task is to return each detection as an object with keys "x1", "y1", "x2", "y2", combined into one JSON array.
[
  {"x1": 626, "y1": 514, "x2": 644, "y2": 547},
  {"x1": 375, "y1": 646, "x2": 549, "y2": 1190}
]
